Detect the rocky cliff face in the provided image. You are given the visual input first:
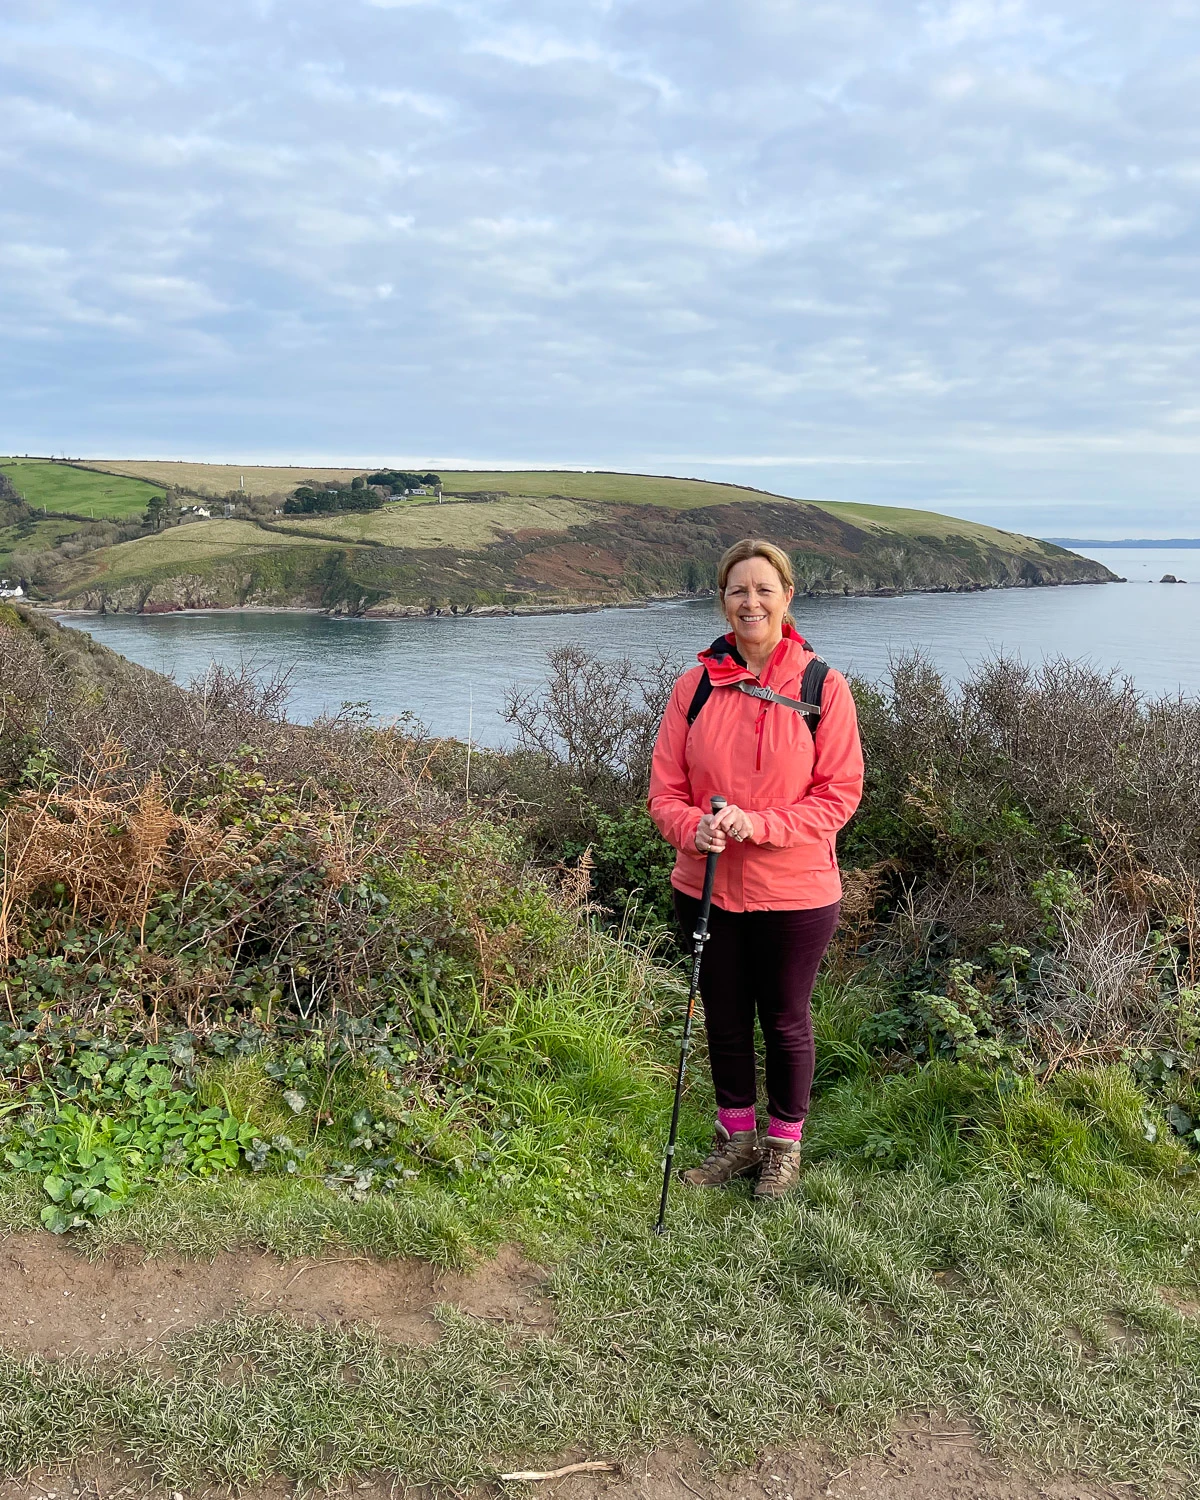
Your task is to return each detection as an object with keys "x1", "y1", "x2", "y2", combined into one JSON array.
[{"x1": 51, "y1": 497, "x2": 1115, "y2": 615}]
